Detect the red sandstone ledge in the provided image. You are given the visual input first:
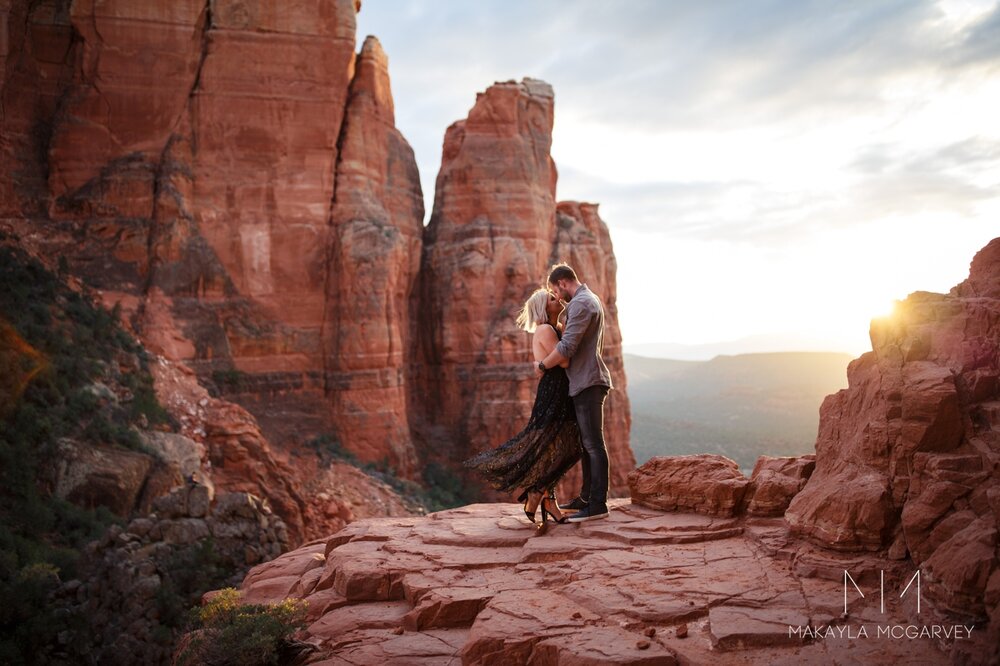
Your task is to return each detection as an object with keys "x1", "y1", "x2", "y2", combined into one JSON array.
[{"x1": 237, "y1": 500, "x2": 974, "y2": 665}]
